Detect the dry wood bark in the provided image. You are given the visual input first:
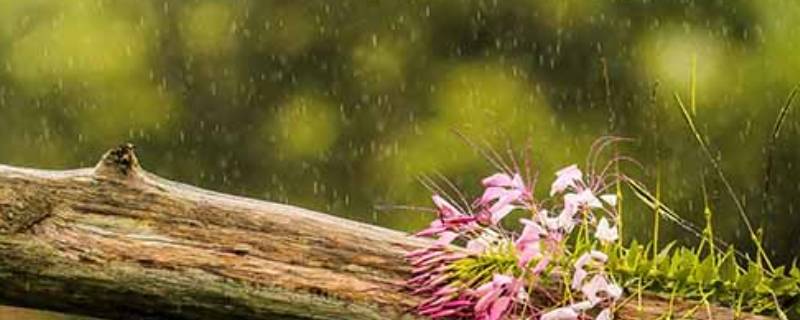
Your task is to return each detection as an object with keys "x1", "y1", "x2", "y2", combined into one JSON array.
[{"x1": 0, "y1": 144, "x2": 773, "y2": 320}]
